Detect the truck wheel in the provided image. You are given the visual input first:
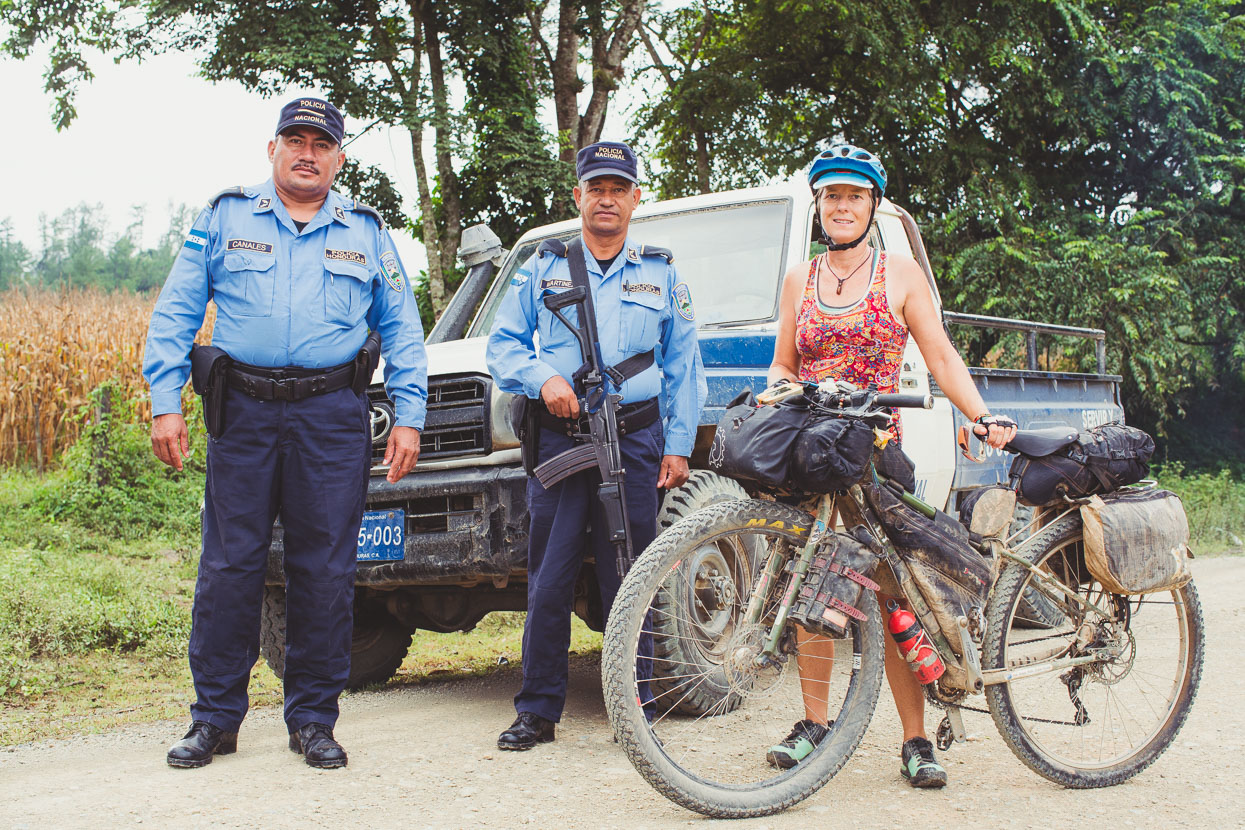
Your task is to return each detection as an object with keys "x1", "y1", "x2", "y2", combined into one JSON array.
[
  {"x1": 260, "y1": 586, "x2": 414, "y2": 690},
  {"x1": 648, "y1": 471, "x2": 751, "y2": 716}
]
